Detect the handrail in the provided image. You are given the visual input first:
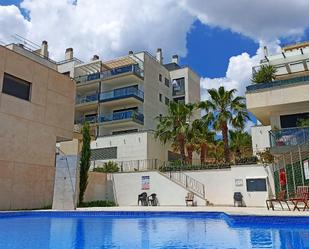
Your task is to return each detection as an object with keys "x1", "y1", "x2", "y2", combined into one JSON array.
[
  {"x1": 93, "y1": 159, "x2": 162, "y2": 172},
  {"x1": 166, "y1": 171, "x2": 205, "y2": 199}
]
